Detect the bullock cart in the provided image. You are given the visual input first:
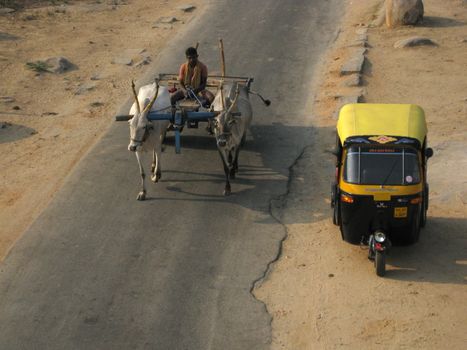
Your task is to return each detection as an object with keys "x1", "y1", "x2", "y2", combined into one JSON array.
[
  {"x1": 115, "y1": 73, "x2": 254, "y2": 154},
  {"x1": 116, "y1": 39, "x2": 271, "y2": 199}
]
